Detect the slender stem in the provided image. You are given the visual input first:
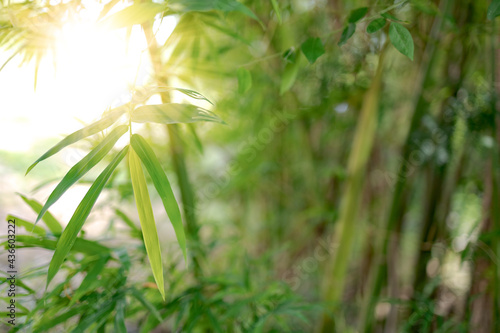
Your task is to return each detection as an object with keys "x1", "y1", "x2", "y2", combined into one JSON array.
[
  {"x1": 358, "y1": 0, "x2": 450, "y2": 330},
  {"x1": 319, "y1": 43, "x2": 387, "y2": 333},
  {"x1": 141, "y1": 18, "x2": 204, "y2": 279}
]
